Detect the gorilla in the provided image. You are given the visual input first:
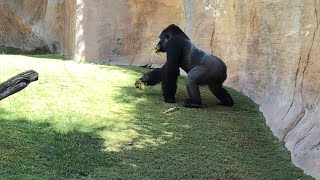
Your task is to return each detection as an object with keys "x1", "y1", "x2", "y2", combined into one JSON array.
[{"x1": 140, "y1": 24, "x2": 234, "y2": 108}]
